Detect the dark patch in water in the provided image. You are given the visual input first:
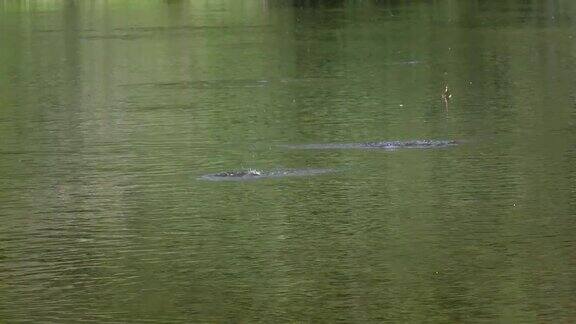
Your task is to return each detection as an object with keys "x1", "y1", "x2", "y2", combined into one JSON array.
[
  {"x1": 119, "y1": 77, "x2": 338, "y2": 89},
  {"x1": 284, "y1": 140, "x2": 458, "y2": 150},
  {"x1": 200, "y1": 168, "x2": 335, "y2": 181},
  {"x1": 80, "y1": 34, "x2": 143, "y2": 41},
  {"x1": 113, "y1": 24, "x2": 271, "y2": 33},
  {"x1": 385, "y1": 60, "x2": 423, "y2": 65},
  {"x1": 34, "y1": 29, "x2": 95, "y2": 33},
  {"x1": 120, "y1": 79, "x2": 271, "y2": 90}
]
